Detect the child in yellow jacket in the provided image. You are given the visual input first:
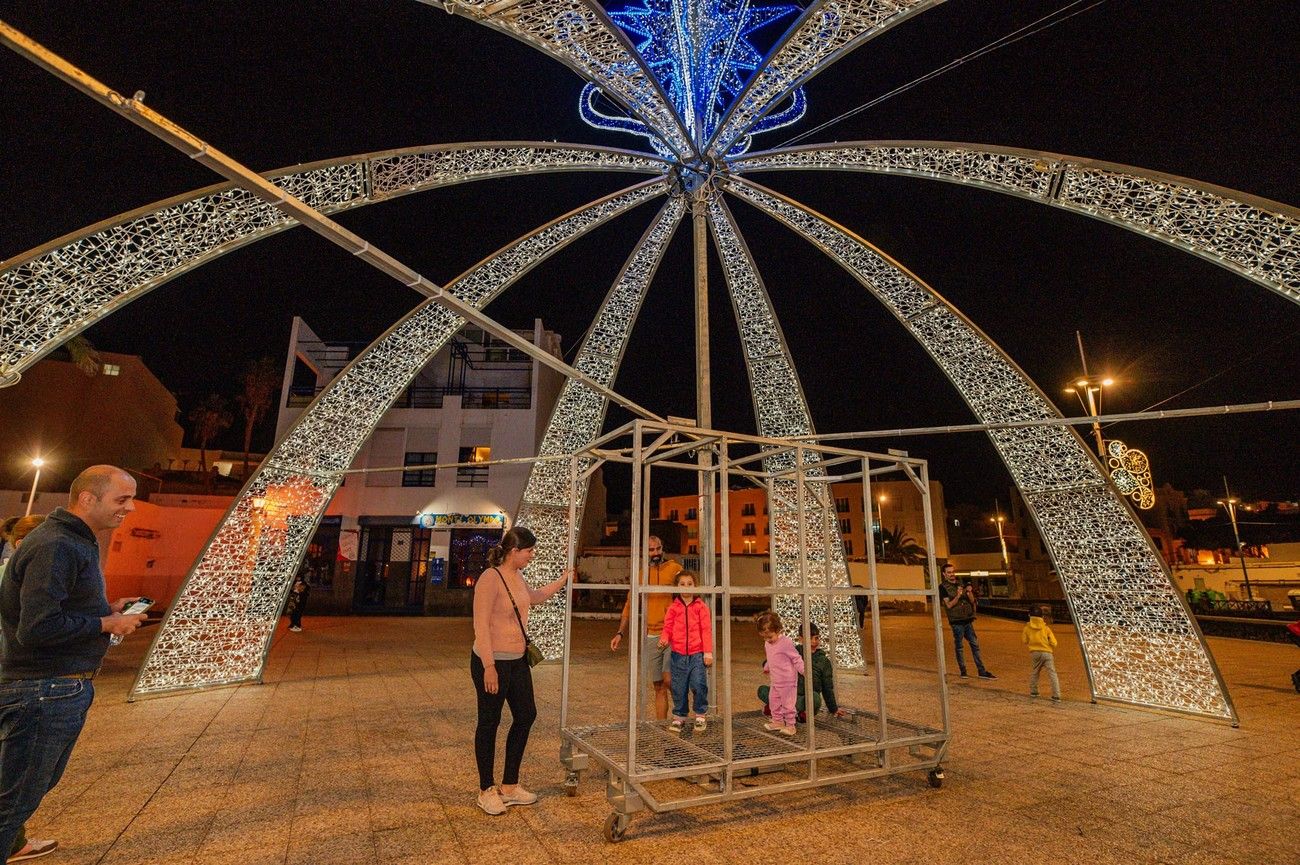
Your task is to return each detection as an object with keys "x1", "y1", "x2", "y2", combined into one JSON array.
[{"x1": 1021, "y1": 606, "x2": 1061, "y2": 701}]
